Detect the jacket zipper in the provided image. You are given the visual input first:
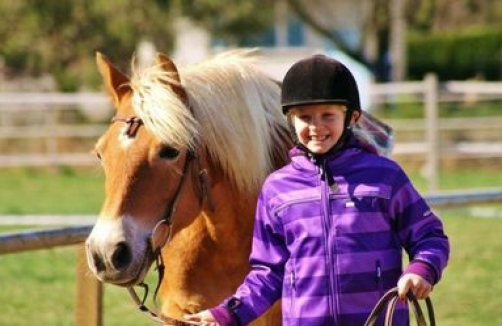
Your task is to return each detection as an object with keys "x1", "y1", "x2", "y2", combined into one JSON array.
[{"x1": 319, "y1": 162, "x2": 338, "y2": 324}]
